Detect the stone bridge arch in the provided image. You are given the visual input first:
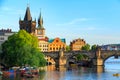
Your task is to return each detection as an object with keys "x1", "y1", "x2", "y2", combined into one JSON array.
[
  {"x1": 43, "y1": 48, "x2": 120, "y2": 66},
  {"x1": 101, "y1": 50, "x2": 120, "y2": 65},
  {"x1": 92, "y1": 48, "x2": 120, "y2": 66},
  {"x1": 44, "y1": 49, "x2": 67, "y2": 67},
  {"x1": 45, "y1": 56, "x2": 56, "y2": 65},
  {"x1": 44, "y1": 52, "x2": 59, "y2": 65},
  {"x1": 43, "y1": 50, "x2": 96, "y2": 67}
]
